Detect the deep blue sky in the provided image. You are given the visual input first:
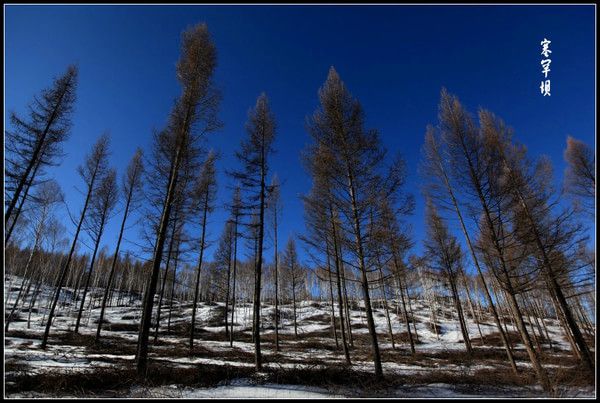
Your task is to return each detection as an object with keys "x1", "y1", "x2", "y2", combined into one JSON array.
[{"x1": 5, "y1": 5, "x2": 595, "y2": 269}]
